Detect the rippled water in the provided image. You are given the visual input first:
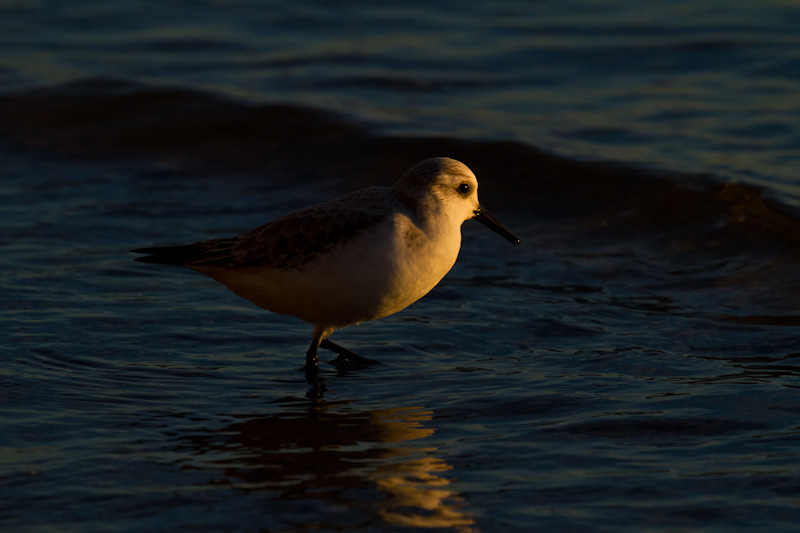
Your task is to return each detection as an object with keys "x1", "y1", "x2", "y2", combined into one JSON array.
[{"x1": 2, "y1": 1, "x2": 800, "y2": 531}]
